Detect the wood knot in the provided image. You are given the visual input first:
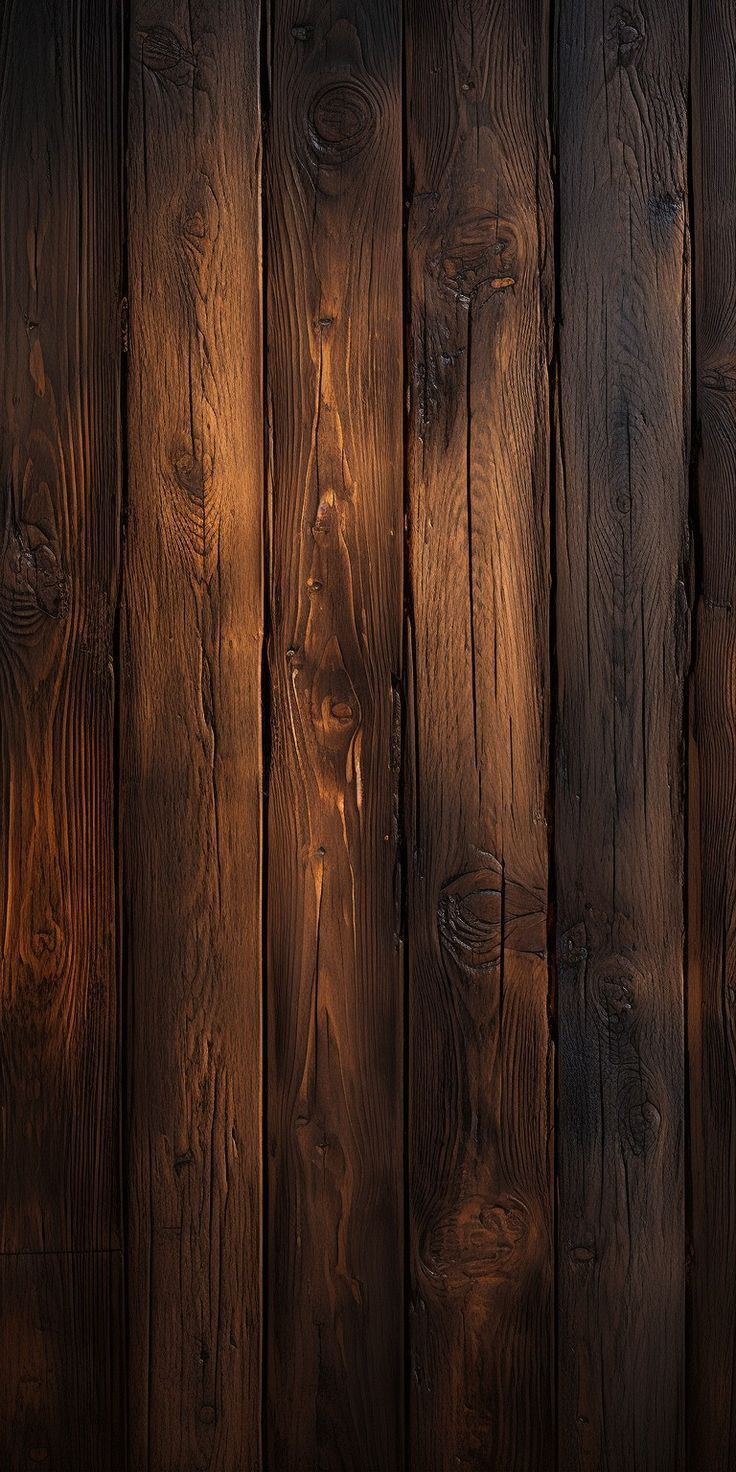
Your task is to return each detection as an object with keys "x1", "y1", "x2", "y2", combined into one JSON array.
[
  {"x1": 432, "y1": 212, "x2": 519, "y2": 306},
  {"x1": 618, "y1": 1071, "x2": 661, "y2": 1157},
  {"x1": 139, "y1": 25, "x2": 195, "y2": 77},
  {"x1": 569, "y1": 1242, "x2": 596, "y2": 1266},
  {"x1": 609, "y1": 7, "x2": 645, "y2": 68},
  {"x1": 172, "y1": 438, "x2": 213, "y2": 503},
  {"x1": 181, "y1": 175, "x2": 218, "y2": 247},
  {"x1": 439, "y1": 864, "x2": 546, "y2": 970},
  {"x1": 307, "y1": 81, "x2": 376, "y2": 165},
  {"x1": 1, "y1": 530, "x2": 69, "y2": 622},
  {"x1": 423, "y1": 1194, "x2": 533, "y2": 1293}
]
